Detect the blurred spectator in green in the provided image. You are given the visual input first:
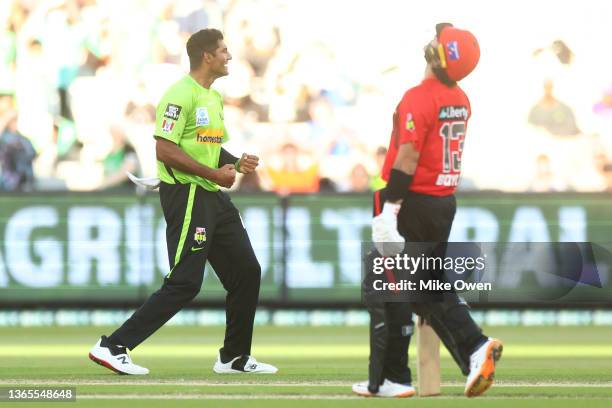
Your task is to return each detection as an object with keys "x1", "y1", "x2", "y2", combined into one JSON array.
[{"x1": 528, "y1": 79, "x2": 580, "y2": 137}]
